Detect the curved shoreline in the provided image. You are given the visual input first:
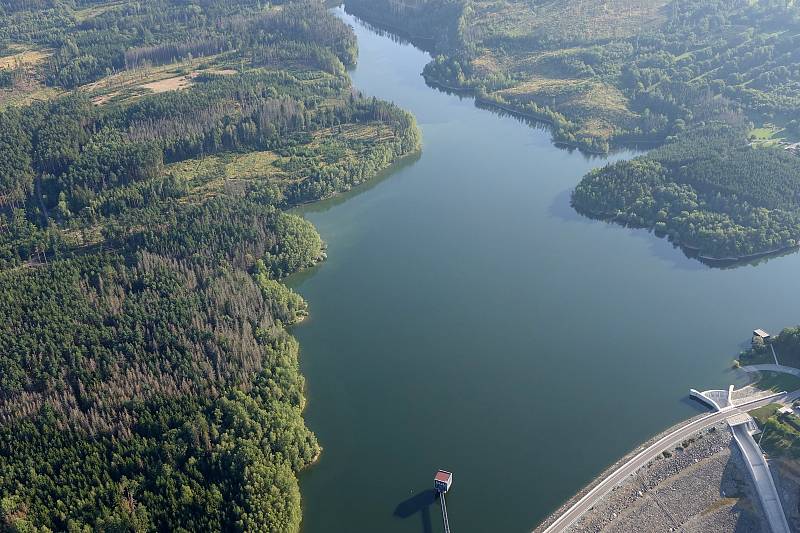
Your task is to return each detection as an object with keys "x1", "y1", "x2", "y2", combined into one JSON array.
[
  {"x1": 354, "y1": 7, "x2": 800, "y2": 270},
  {"x1": 341, "y1": 3, "x2": 663, "y2": 158},
  {"x1": 342, "y1": 6, "x2": 438, "y2": 50},
  {"x1": 424, "y1": 78, "x2": 666, "y2": 156},
  {"x1": 532, "y1": 409, "x2": 711, "y2": 532},
  {"x1": 422, "y1": 77, "x2": 612, "y2": 156},
  {"x1": 572, "y1": 204, "x2": 800, "y2": 267},
  {"x1": 299, "y1": 6, "x2": 800, "y2": 533}
]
